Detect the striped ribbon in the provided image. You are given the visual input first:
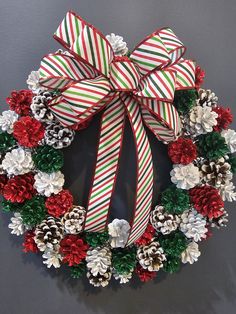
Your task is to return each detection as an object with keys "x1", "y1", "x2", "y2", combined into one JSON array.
[
  {"x1": 121, "y1": 95, "x2": 153, "y2": 245},
  {"x1": 39, "y1": 11, "x2": 197, "y2": 245},
  {"x1": 84, "y1": 95, "x2": 125, "y2": 231}
]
